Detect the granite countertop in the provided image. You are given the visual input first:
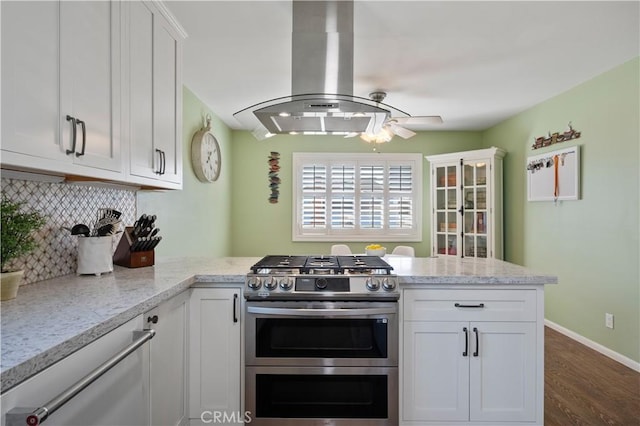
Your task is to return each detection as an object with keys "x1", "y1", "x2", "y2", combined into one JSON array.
[{"x1": 1, "y1": 256, "x2": 556, "y2": 393}]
